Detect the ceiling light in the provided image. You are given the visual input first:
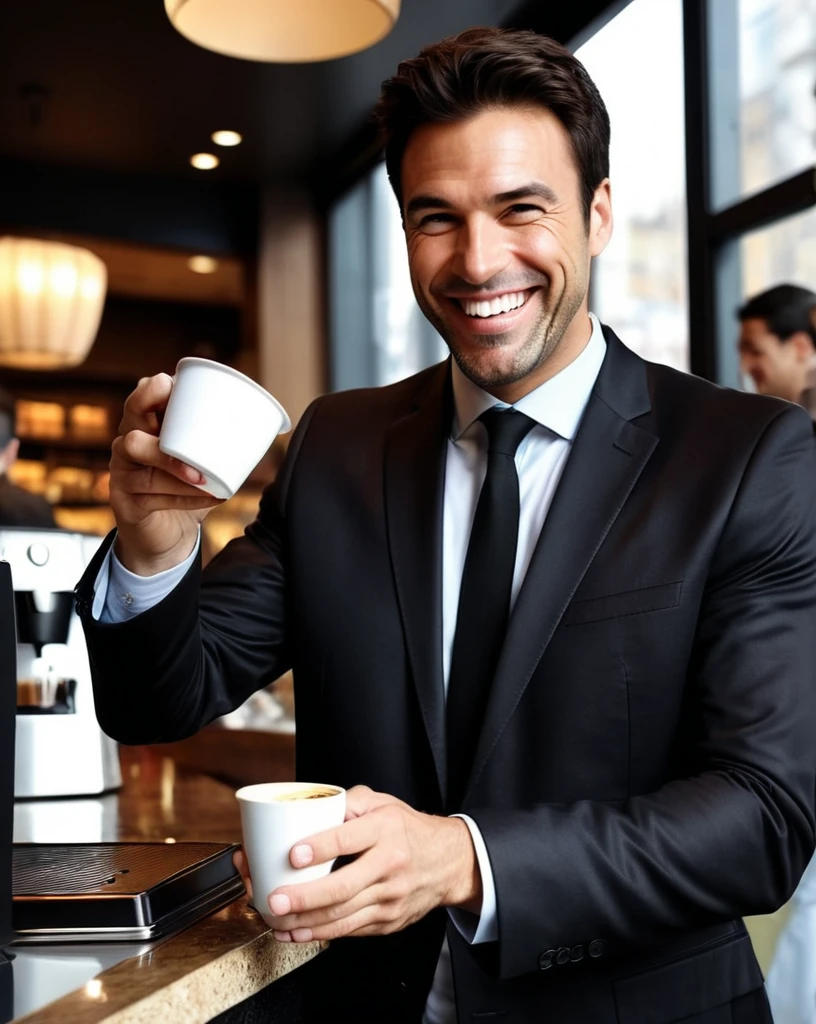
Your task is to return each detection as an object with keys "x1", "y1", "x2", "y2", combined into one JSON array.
[
  {"x1": 190, "y1": 152, "x2": 219, "y2": 170},
  {"x1": 211, "y1": 130, "x2": 242, "y2": 147},
  {"x1": 164, "y1": 0, "x2": 401, "y2": 63},
  {"x1": 0, "y1": 238, "x2": 107, "y2": 369},
  {"x1": 187, "y1": 255, "x2": 218, "y2": 274}
]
